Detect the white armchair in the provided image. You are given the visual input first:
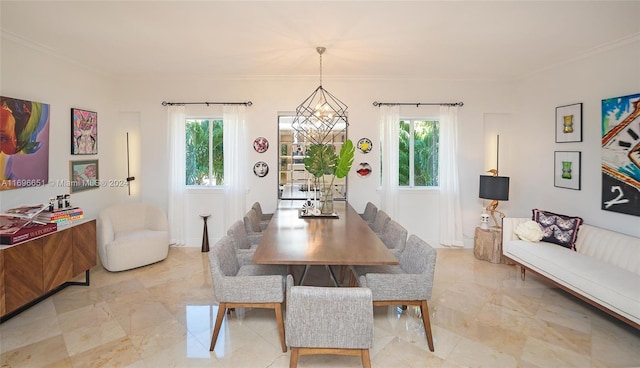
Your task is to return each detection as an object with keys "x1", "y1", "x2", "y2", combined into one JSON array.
[{"x1": 97, "y1": 202, "x2": 169, "y2": 272}]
